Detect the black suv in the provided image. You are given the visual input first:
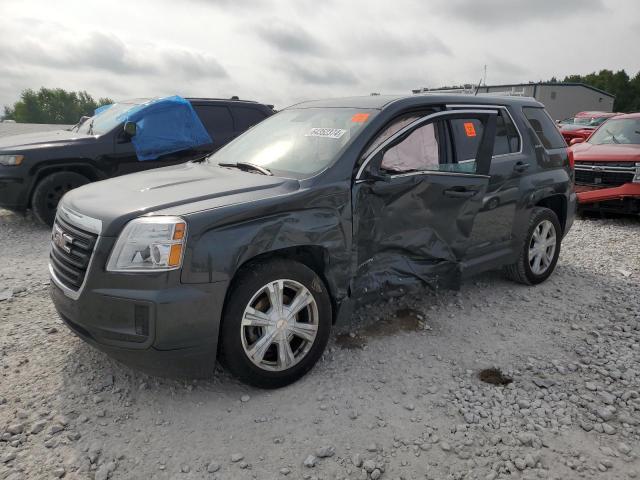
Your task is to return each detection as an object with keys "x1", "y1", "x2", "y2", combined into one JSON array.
[
  {"x1": 0, "y1": 97, "x2": 274, "y2": 225},
  {"x1": 49, "y1": 94, "x2": 576, "y2": 388}
]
